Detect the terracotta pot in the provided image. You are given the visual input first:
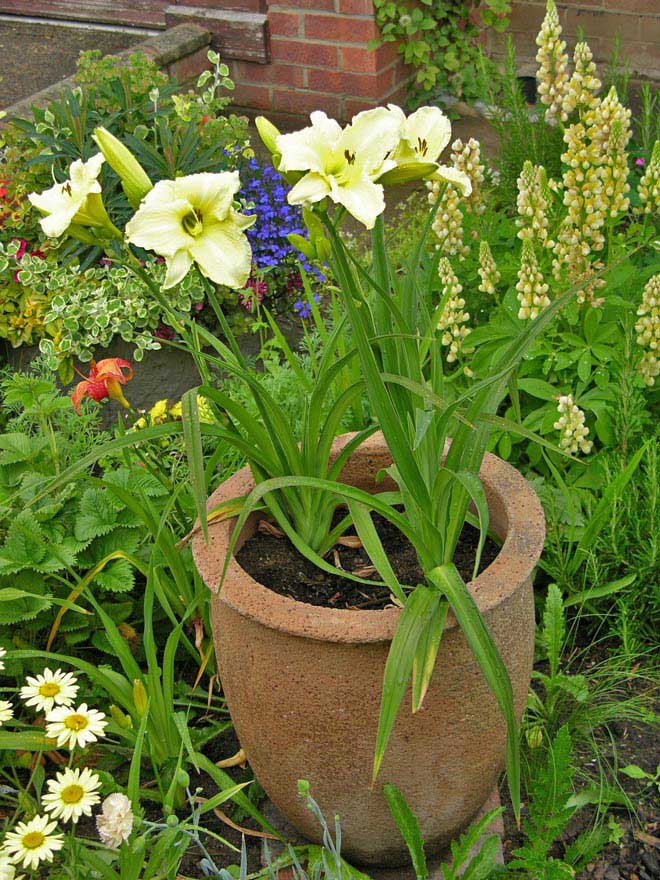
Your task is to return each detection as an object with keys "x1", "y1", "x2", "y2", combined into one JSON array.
[{"x1": 193, "y1": 433, "x2": 545, "y2": 867}]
